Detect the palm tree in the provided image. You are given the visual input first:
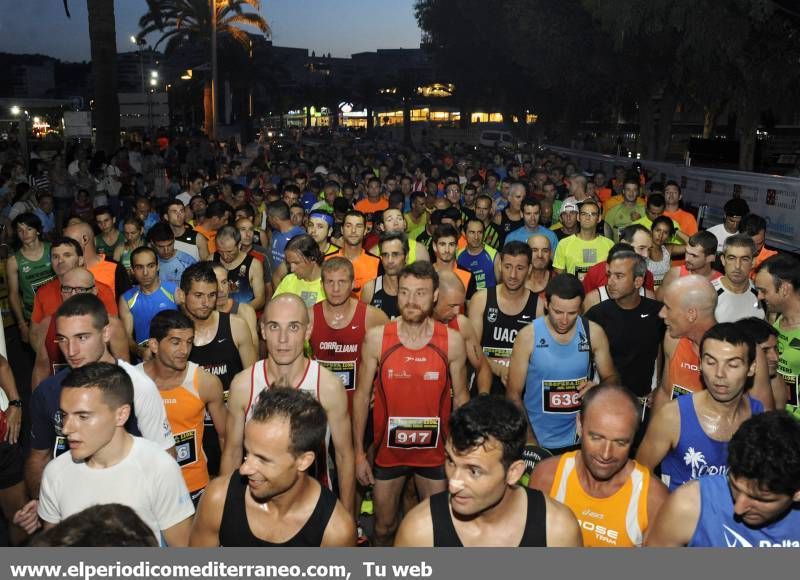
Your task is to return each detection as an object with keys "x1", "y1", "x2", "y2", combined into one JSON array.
[
  {"x1": 683, "y1": 447, "x2": 707, "y2": 480},
  {"x1": 62, "y1": 1, "x2": 120, "y2": 155},
  {"x1": 138, "y1": 0, "x2": 270, "y2": 138}
]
